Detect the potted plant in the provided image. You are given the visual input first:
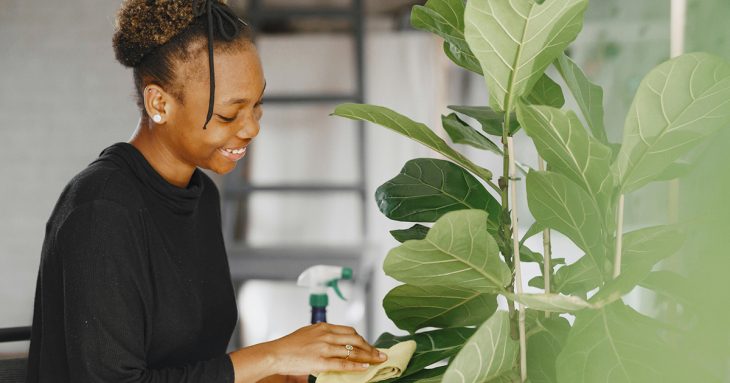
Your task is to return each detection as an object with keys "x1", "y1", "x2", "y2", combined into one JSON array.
[{"x1": 331, "y1": 0, "x2": 730, "y2": 382}]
